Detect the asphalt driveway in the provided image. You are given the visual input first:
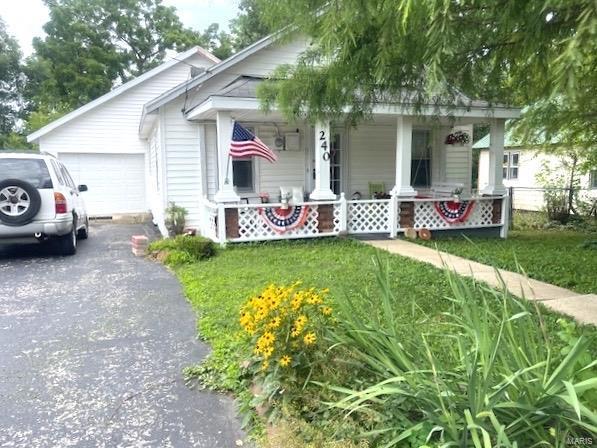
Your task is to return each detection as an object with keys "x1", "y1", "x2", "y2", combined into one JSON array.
[{"x1": 0, "y1": 223, "x2": 244, "y2": 447}]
